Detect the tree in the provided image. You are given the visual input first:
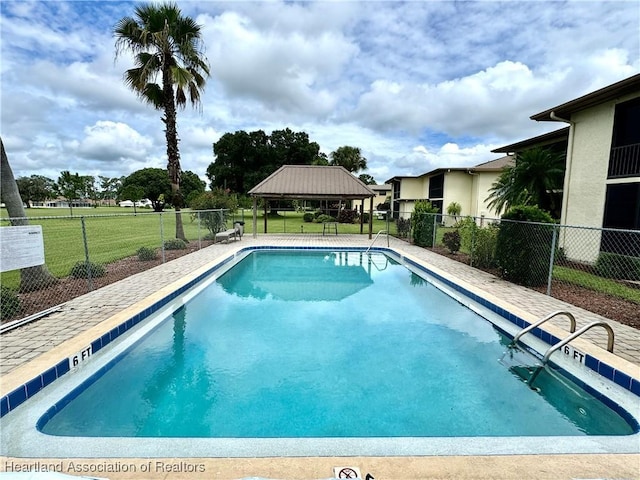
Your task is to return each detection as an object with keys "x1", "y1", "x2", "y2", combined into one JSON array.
[
  {"x1": 312, "y1": 152, "x2": 329, "y2": 166},
  {"x1": 486, "y1": 147, "x2": 565, "y2": 218},
  {"x1": 120, "y1": 168, "x2": 172, "y2": 212},
  {"x1": 0, "y1": 138, "x2": 56, "y2": 291},
  {"x1": 446, "y1": 201, "x2": 462, "y2": 221},
  {"x1": 208, "y1": 129, "x2": 322, "y2": 194},
  {"x1": 115, "y1": 2, "x2": 210, "y2": 241},
  {"x1": 358, "y1": 174, "x2": 376, "y2": 185},
  {"x1": 119, "y1": 184, "x2": 145, "y2": 214},
  {"x1": 81, "y1": 175, "x2": 98, "y2": 207},
  {"x1": 180, "y1": 170, "x2": 206, "y2": 206},
  {"x1": 269, "y1": 128, "x2": 321, "y2": 167},
  {"x1": 329, "y1": 146, "x2": 368, "y2": 173},
  {"x1": 98, "y1": 176, "x2": 122, "y2": 206},
  {"x1": 15, "y1": 175, "x2": 57, "y2": 207},
  {"x1": 56, "y1": 171, "x2": 85, "y2": 216}
]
